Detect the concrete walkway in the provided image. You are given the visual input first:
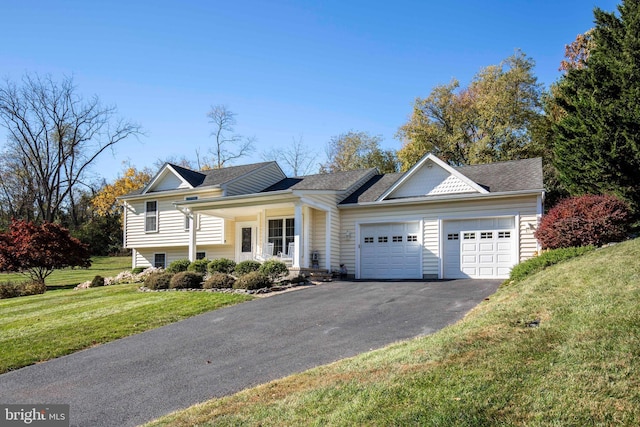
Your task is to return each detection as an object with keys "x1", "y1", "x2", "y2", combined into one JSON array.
[{"x1": 0, "y1": 279, "x2": 500, "y2": 427}]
